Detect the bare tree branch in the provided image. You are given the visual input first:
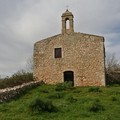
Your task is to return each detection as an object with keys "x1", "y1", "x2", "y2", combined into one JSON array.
[{"x1": 26, "y1": 56, "x2": 33, "y2": 73}]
